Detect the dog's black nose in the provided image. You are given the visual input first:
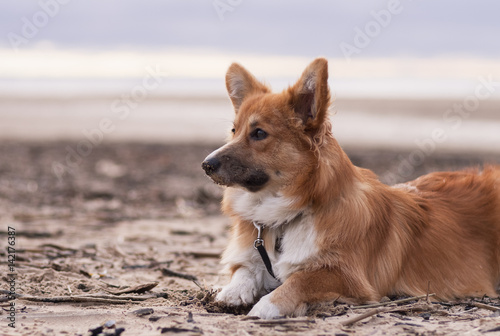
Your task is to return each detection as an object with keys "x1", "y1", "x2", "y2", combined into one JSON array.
[{"x1": 202, "y1": 157, "x2": 221, "y2": 175}]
